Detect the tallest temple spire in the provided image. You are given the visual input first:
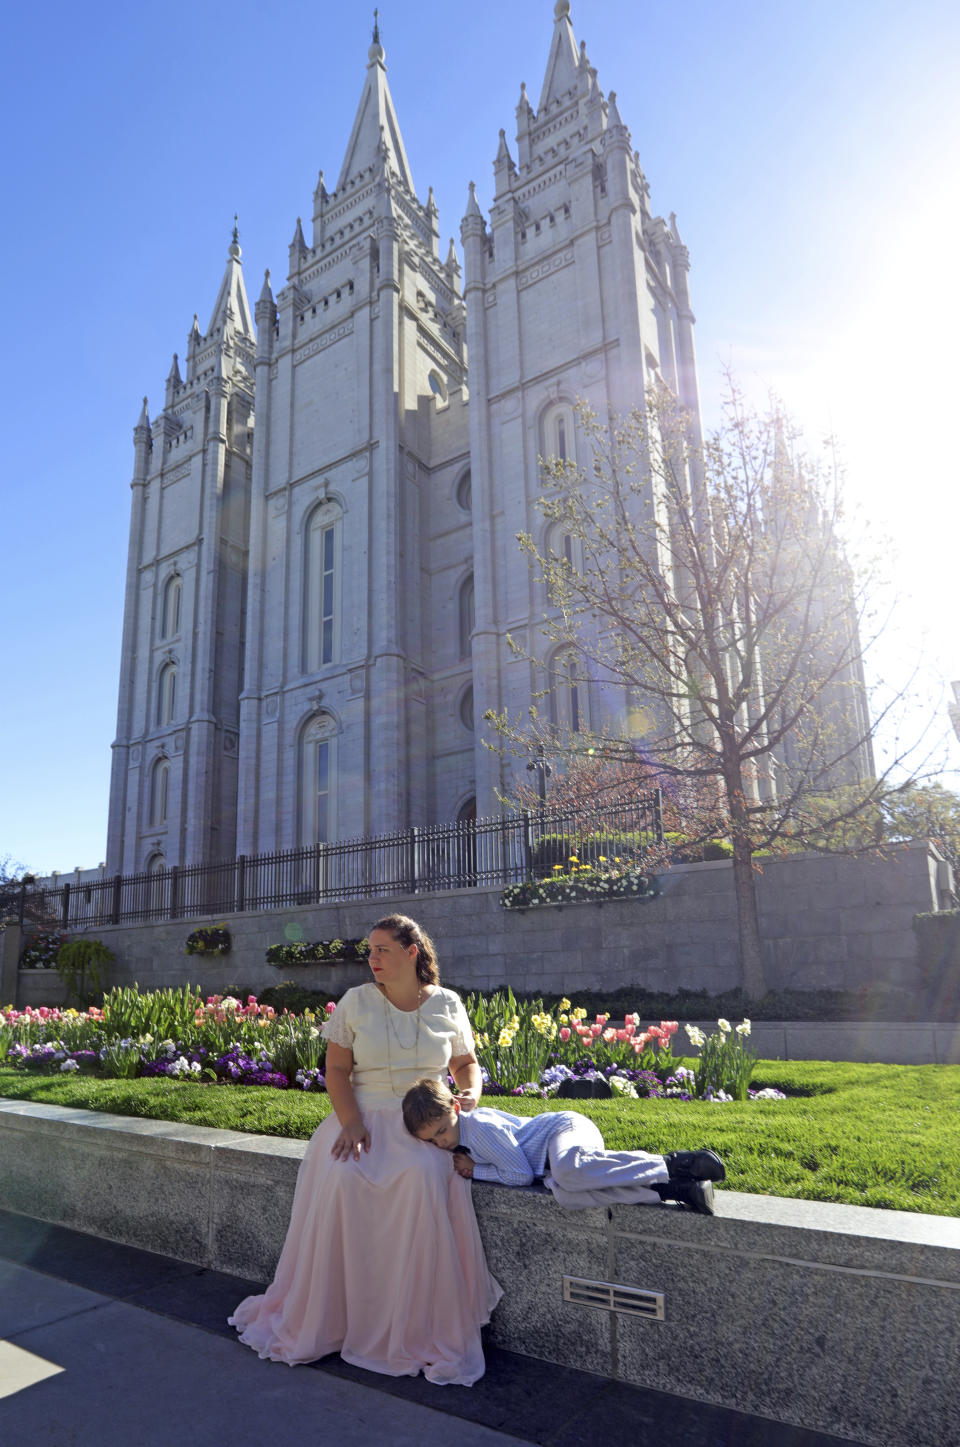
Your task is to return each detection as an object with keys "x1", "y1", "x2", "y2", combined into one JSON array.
[{"x1": 335, "y1": 15, "x2": 414, "y2": 192}]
